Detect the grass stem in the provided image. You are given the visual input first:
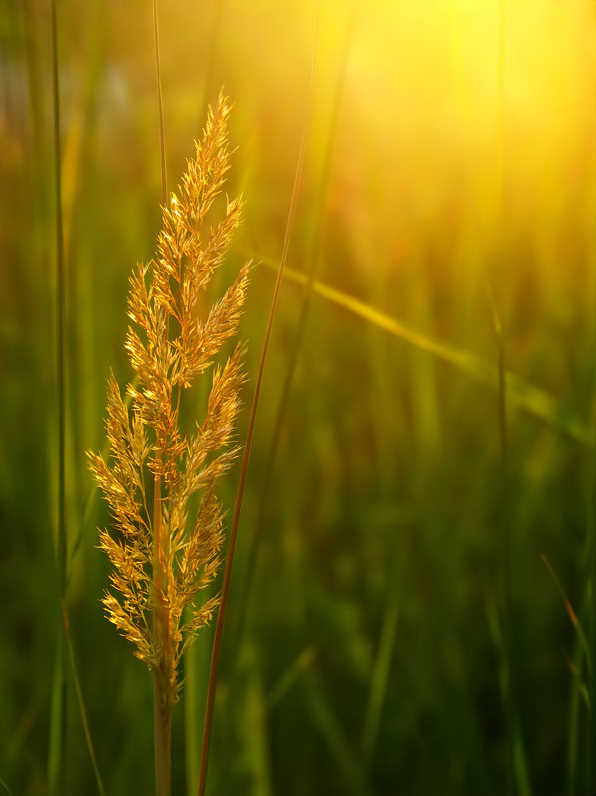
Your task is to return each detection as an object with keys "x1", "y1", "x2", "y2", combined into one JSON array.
[
  {"x1": 152, "y1": 472, "x2": 172, "y2": 796},
  {"x1": 49, "y1": 1, "x2": 67, "y2": 792},
  {"x1": 196, "y1": 106, "x2": 307, "y2": 796},
  {"x1": 152, "y1": 2, "x2": 170, "y2": 792},
  {"x1": 61, "y1": 601, "x2": 106, "y2": 795},
  {"x1": 255, "y1": 258, "x2": 592, "y2": 446},
  {"x1": 234, "y1": 5, "x2": 354, "y2": 645}
]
